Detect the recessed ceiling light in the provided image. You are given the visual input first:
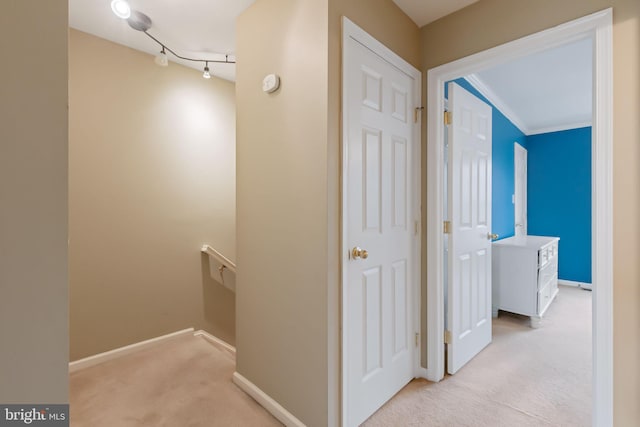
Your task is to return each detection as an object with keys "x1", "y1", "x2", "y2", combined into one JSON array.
[{"x1": 111, "y1": 0, "x2": 131, "y2": 19}]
